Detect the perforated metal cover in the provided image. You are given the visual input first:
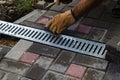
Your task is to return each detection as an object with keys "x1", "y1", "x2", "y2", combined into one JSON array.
[{"x1": 0, "y1": 20, "x2": 107, "y2": 59}]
